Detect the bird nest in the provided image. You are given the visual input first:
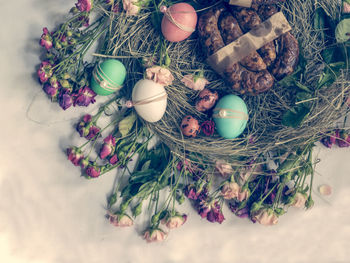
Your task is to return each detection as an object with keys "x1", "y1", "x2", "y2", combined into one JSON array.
[{"x1": 95, "y1": 0, "x2": 349, "y2": 169}]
